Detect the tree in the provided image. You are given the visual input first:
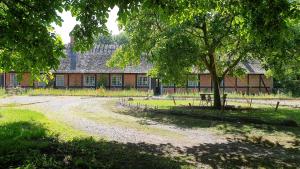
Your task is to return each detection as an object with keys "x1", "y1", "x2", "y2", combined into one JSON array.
[
  {"x1": 97, "y1": 32, "x2": 129, "y2": 45},
  {"x1": 112, "y1": 32, "x2": 129, "y2": 46},
  {"x1": 108, "y1": 0, "x2": 299, "y2": 108},
  {"x1": 0, "y1": 0, "x2": 65, "y2": 80},
  {"x1": 1, "y1": 0, "x2": 298, "y2": 92},
  {"x1": 0, "y1": 0, "x2": 133, "y2": 80}
]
